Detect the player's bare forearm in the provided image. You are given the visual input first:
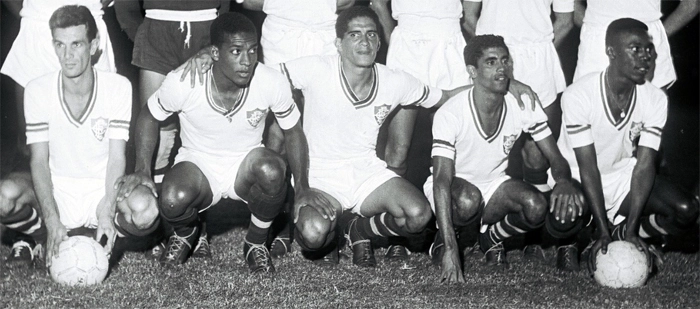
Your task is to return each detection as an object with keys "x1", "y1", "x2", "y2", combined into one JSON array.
[
  {"x1": 573, "y1": 0, "x2": 586, "y2": 28},
  {"x1": 337, "y1": 0, "x2": 355, "y2": 11},
  {"x1": 241, "y1": 0, "x2": 264, "y2": 11},
  {"x1": 283, "y1": 122, "x2": 310, "y2": 191},
  {"x1": 133, "y1": 107, "x2": 160, "y2": 176},
  {"x1": 29, "y1": 143, "x2": 62, "y2": 229},
  {"x1": 536, "y1": 135, "x2": 572, "y2": 182},
  {"x1": 624, "y1": 147, "x2": 657, "y2": 238},
  {"x1": 574, "y1": 146, "x2": 609, "y2": 236},
  {"x1": 433, "y1": 157, "x2": 458, "y2": 249},
  {"x1": 369, "y1": 0, "x2": 394, "y2": 42},
  {"x1": 462, "y1": 1, "x2": 481, "y2": 38},
  {"x1": 104, "y1": 139, "x2": 127, "y2": 218},
  {"x1": 114, "y1": 0, "x2": 144, "y2": 41},
  {"x1": 663, "y1": 0, "x2": 699, "y2": 37},
  {"x1": 552, "y1": 12, "x2": 574, "y2": 48}
]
